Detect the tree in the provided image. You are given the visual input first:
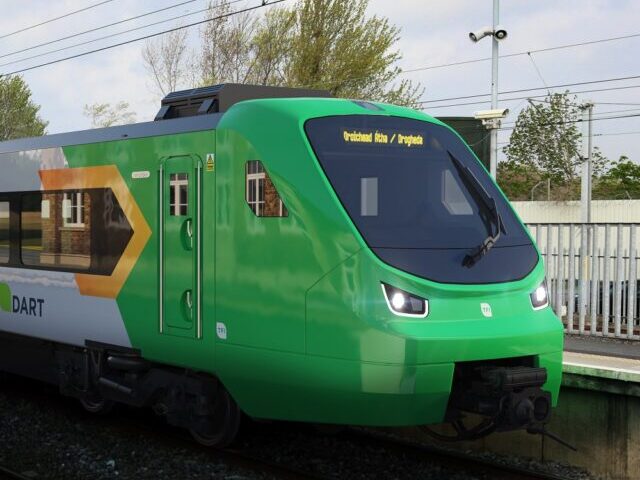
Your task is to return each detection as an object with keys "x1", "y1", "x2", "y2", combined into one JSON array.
[
  {"x1": 0, "y1": 75, "x2": 47, "y2": 140},
  {"x1": 144, "y1": 0, "x2": 422, "y2": 106},
  {"x1": 199, "y1": 1, "x2": 259, "y2": 85},
  {"x1": 270, "y1": 0, "x2": 422, "y2": 106},
  {"x1": 501, "y1": 92, "x2": 611, "y2": 200},
  {"x1": 83, "y1": 101, "x2": 137, "y2": 128},
  {"x1": 593, "y1": 156, "x2": 640, "y2": 199},
  {"x1": 497, "y1": 159, "x2": 543, "y2": 201},
  {"x1": 142, "y1": 28, "x2": 191, "y2": 98},
  {"x1": 503, "y1": 93, "x2": 582, "y2": 186}
]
